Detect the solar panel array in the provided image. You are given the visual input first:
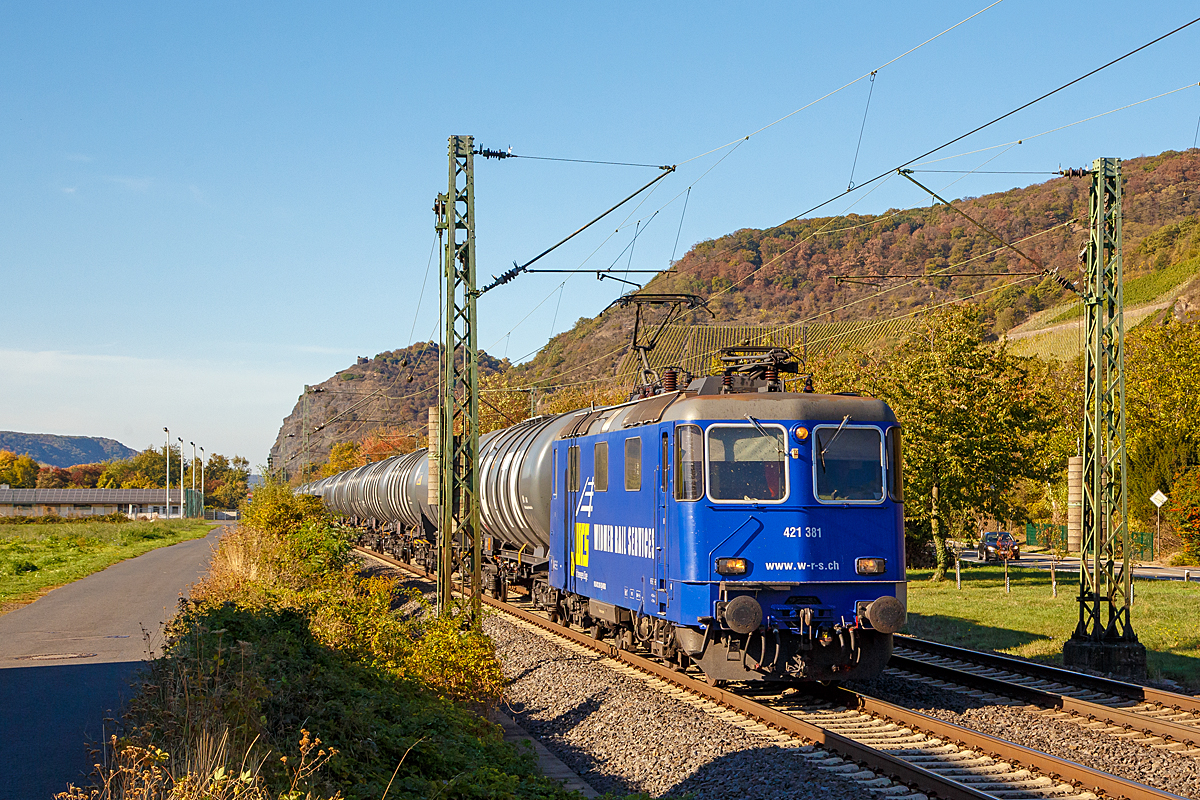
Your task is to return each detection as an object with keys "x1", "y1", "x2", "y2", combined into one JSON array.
[{"x1": 0, "y1": 488, "x2": 182, "y2": 504}]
